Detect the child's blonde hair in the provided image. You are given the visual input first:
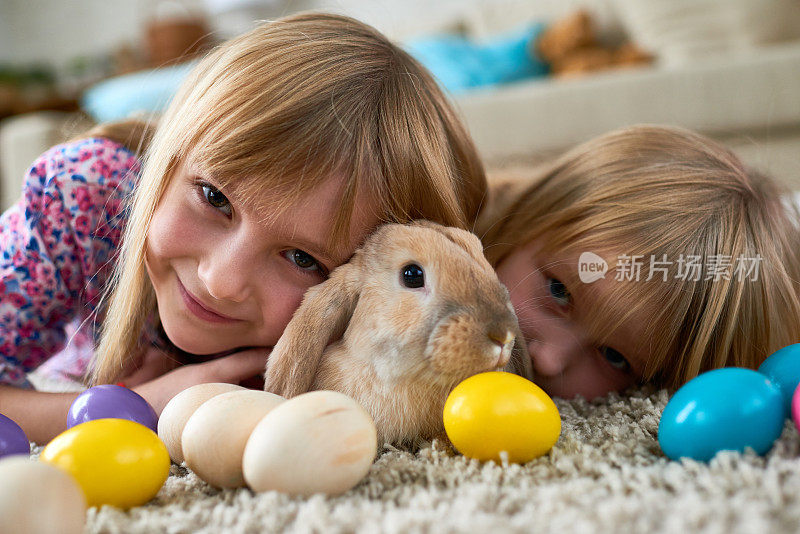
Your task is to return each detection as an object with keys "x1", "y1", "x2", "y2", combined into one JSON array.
[
  {"x1": 89, "y1": 12, "x2": 487, "y2": 385},
  {"x1": 481, "y1": 125, "x2": 800, "y2": 389}
]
